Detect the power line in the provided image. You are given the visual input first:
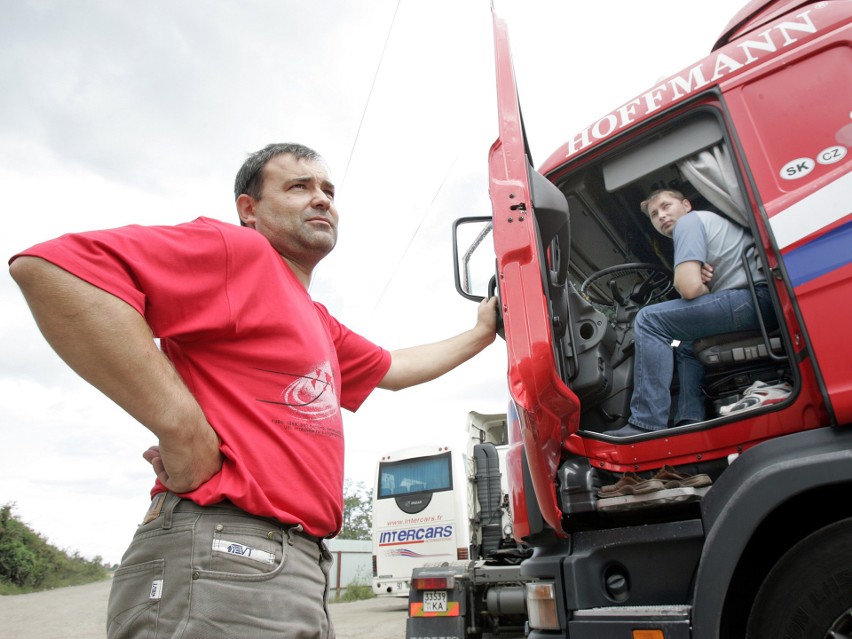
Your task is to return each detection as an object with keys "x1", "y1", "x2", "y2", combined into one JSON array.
[
  {"x1": 336, "y1": 0, "x2": 460, "y2": 311},
  {"x1": 341, "y1": 0, "x2": 402, "y2": 189},
  {"x1": 372, "y1": 153, "x2": 460, "y2": 311}
]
